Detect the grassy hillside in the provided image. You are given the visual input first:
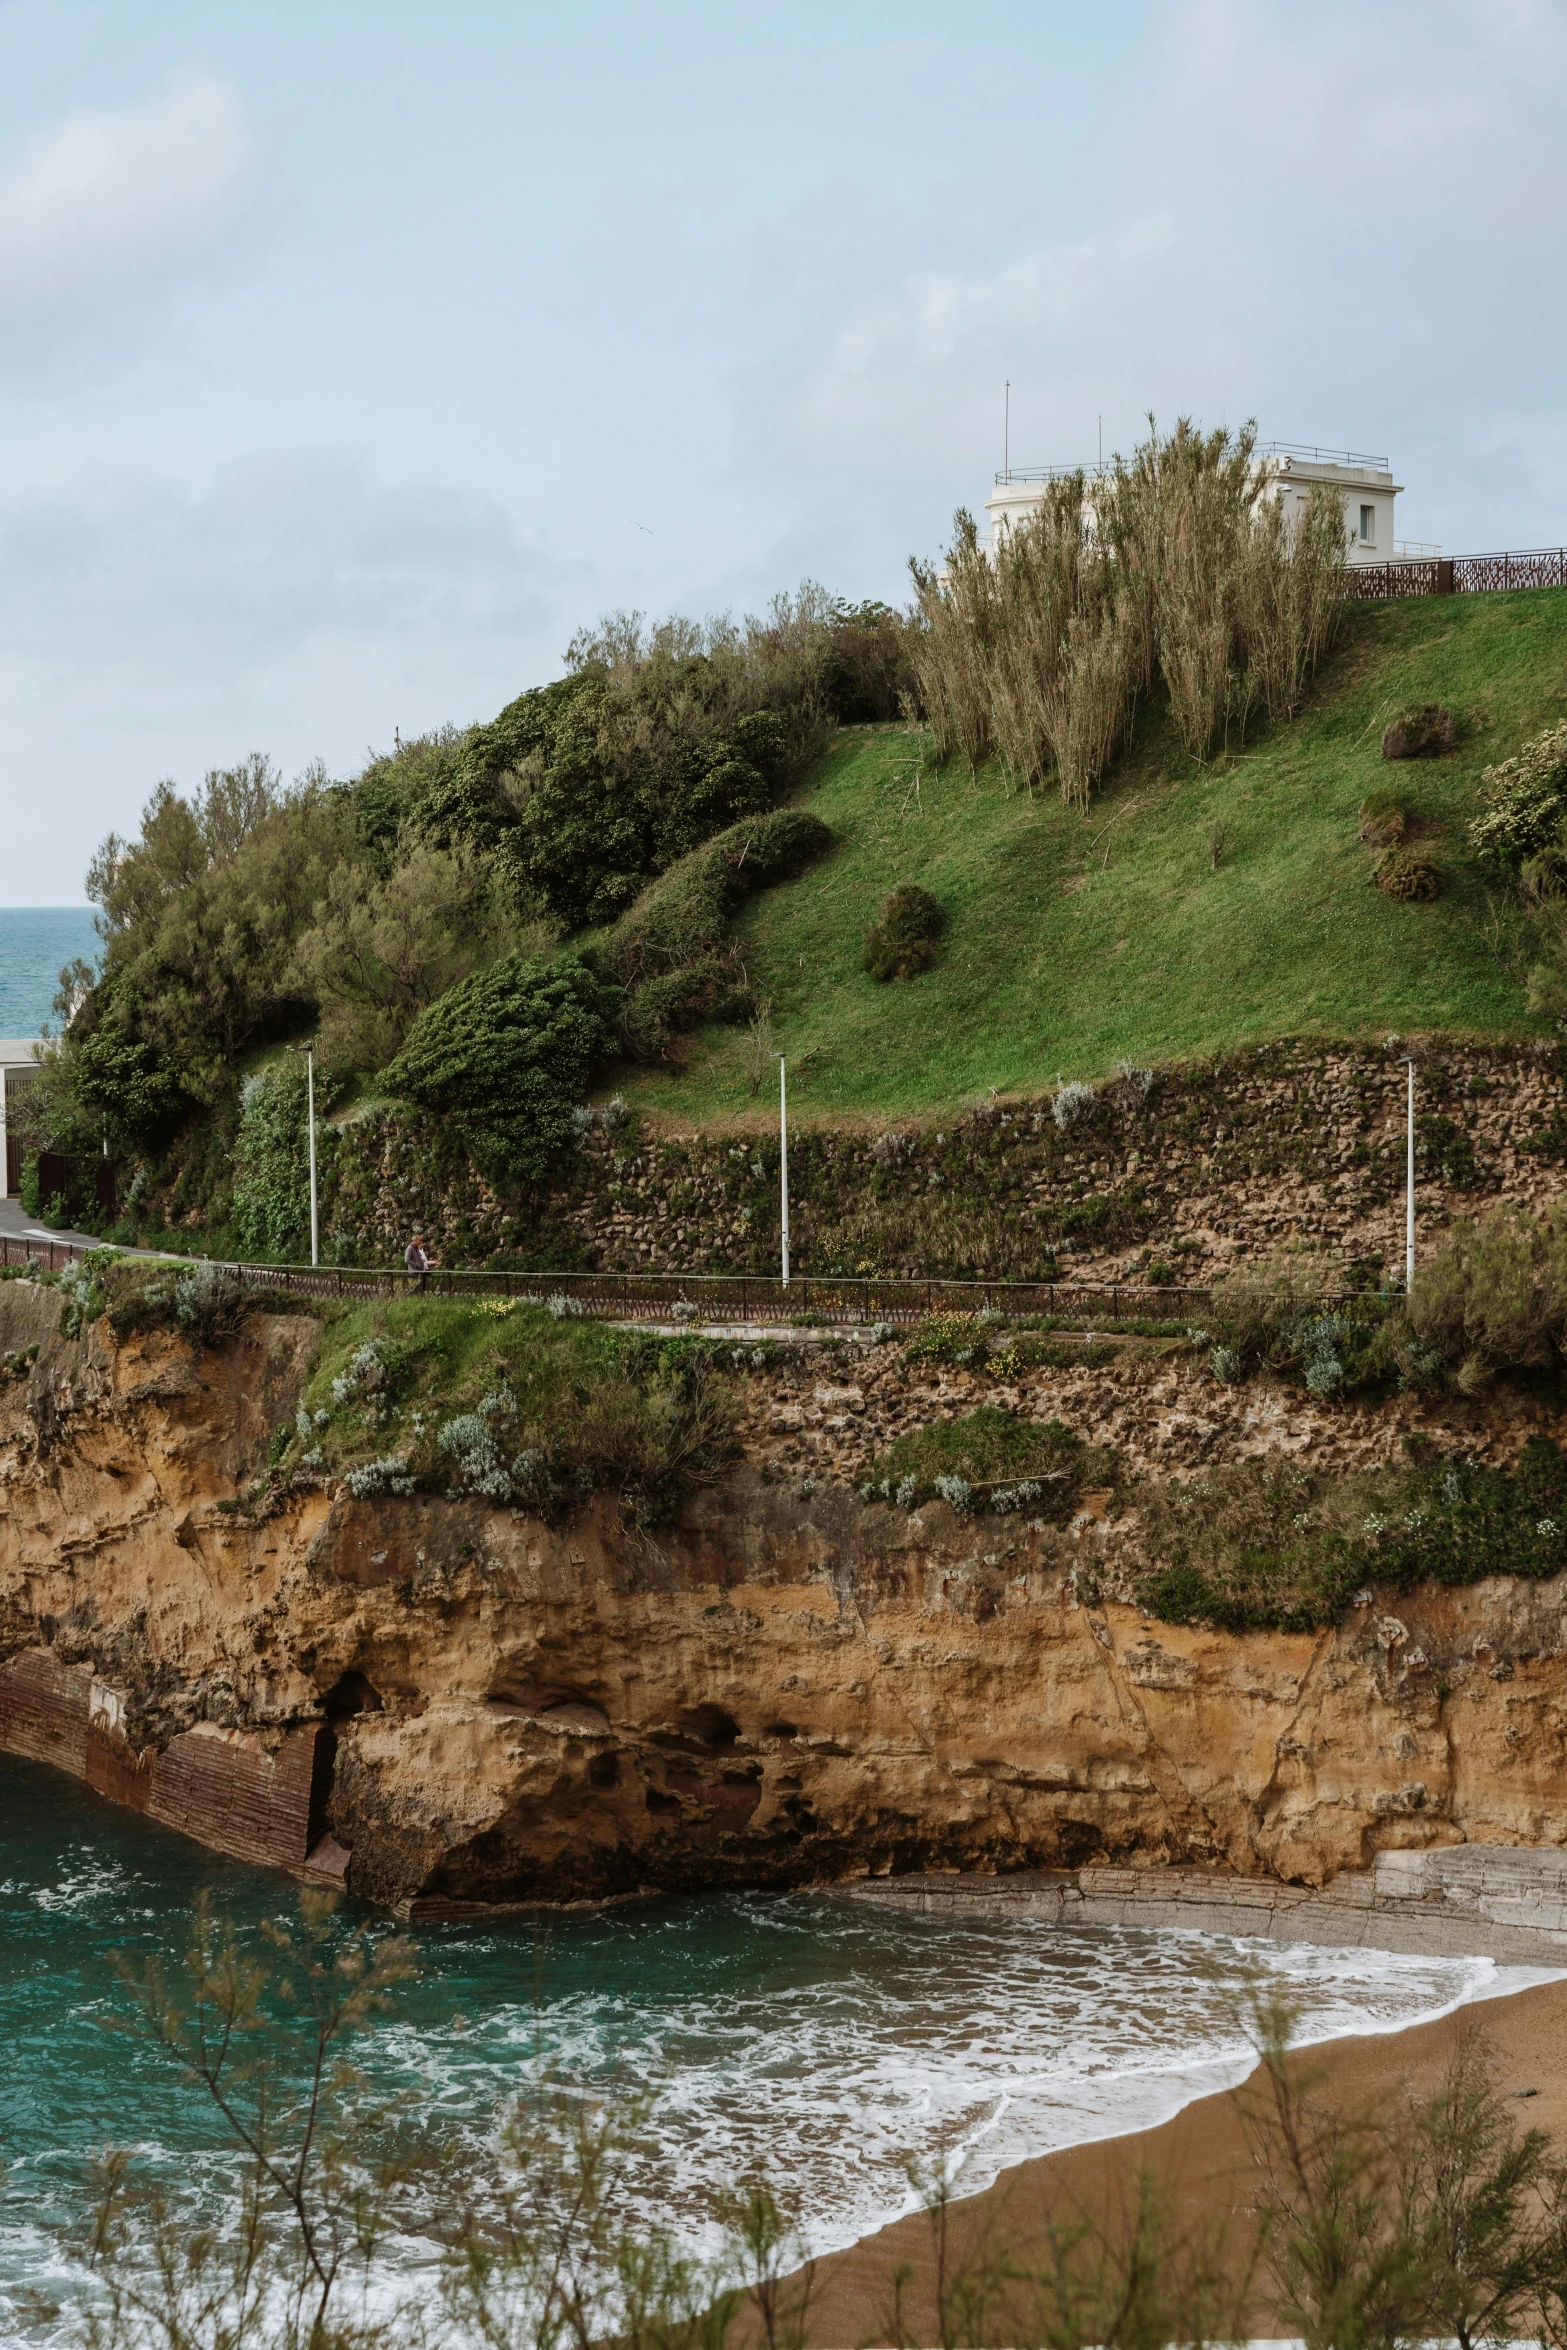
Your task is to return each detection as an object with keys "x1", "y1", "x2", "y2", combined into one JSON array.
[{"x1": 611, "y1": 590, "x2": 1567, "y2": 1124}]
